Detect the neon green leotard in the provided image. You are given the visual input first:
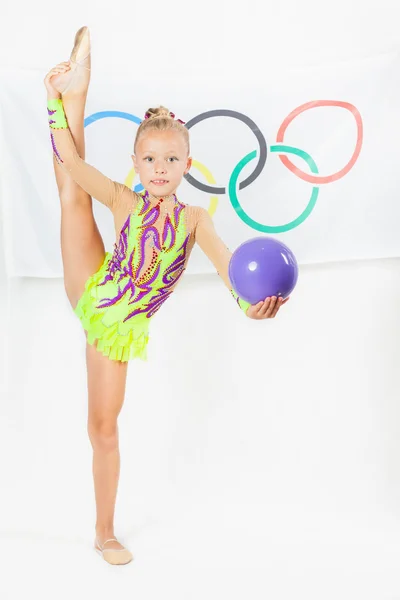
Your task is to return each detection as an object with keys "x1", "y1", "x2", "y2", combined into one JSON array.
[{"x1": 48, "y1": 99, "x2": 250, "y2": 361}]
